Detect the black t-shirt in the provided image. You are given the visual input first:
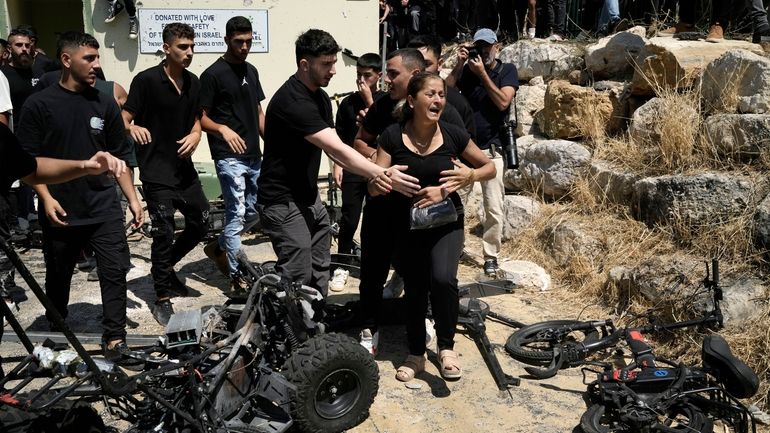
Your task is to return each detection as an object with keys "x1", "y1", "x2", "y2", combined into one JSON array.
[
  {"x1": 258, "y1": 75, "x2": 333, "y2": 206},
  {"x1": 447, "y1": 86, "x2": 476, "y2": 138},
  {"x1": 200, "y1": 58, "x2": 265, "y2": 161},
  {"x1": 458, "y1": 60, "x2": 519, "y2": 149},
  {"x1": 17, "y1": 84, "x2": 129, "y2": 226},
  {"x1": 335, "y1": 90, "x2": 384, "y2": 183},
  {"x1": 33, "y1": 53, "x2": 57, "y2": 73},
  {"x1": 123, "y1": 63, "x2": 200, "y2": 187},
  {"x1": 0, "y1": 123, "x2": 36, "y2": 190},
  {"x1": 378, "y1": 120, "x2": 470, "y2": 230},
  {"x1": 361, "y1": 94, "x2": 465, "y2": 148},
  {"x1": 0, "y1": 63, "x2": 46, "y2": 130}
]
